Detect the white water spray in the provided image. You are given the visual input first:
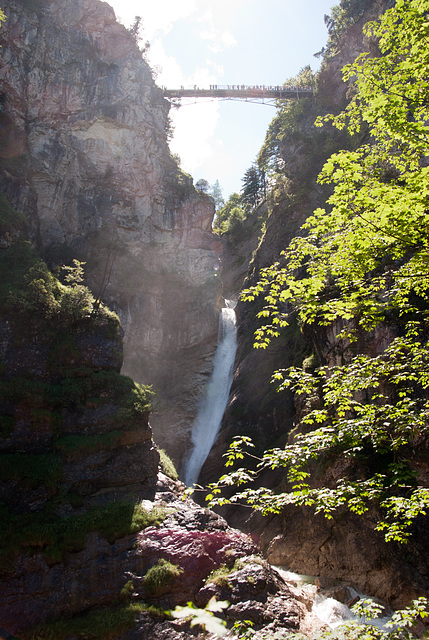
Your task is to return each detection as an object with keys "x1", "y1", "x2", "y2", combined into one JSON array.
[
  {"x1": 183, "y1": 300, "x2": 238, "y2": 487},
  {"x1": 273, "y1": 568, "x2": 394, "y2": 632}
]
